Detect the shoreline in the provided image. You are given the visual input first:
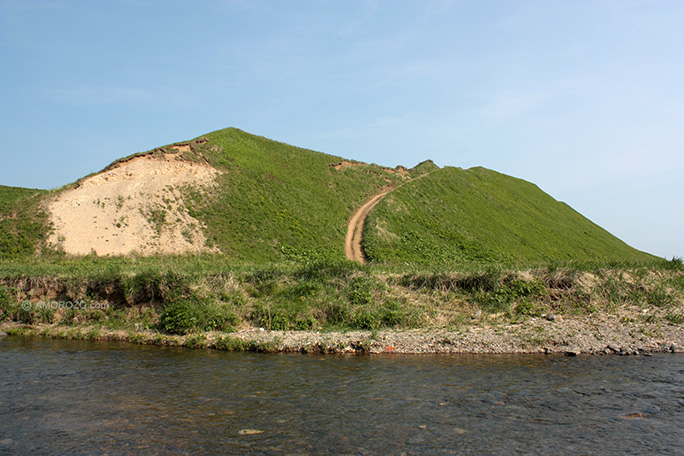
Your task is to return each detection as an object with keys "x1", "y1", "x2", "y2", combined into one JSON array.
[{"x1": 3, "y1": 313, "x2": 683, "y2": 355}]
